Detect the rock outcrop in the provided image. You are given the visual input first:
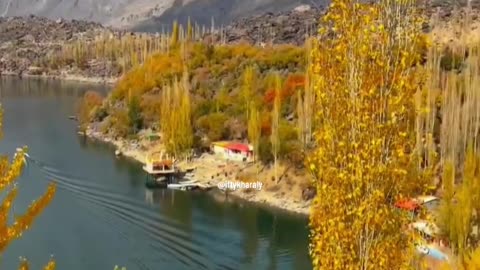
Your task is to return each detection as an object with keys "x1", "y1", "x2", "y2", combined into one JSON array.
[
  {"x1": 205, "y1": 6, "x2": 323, "y2": 46},
  {"x1": 0, "y1": 15, "x2": 121, "y2": 80}
]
